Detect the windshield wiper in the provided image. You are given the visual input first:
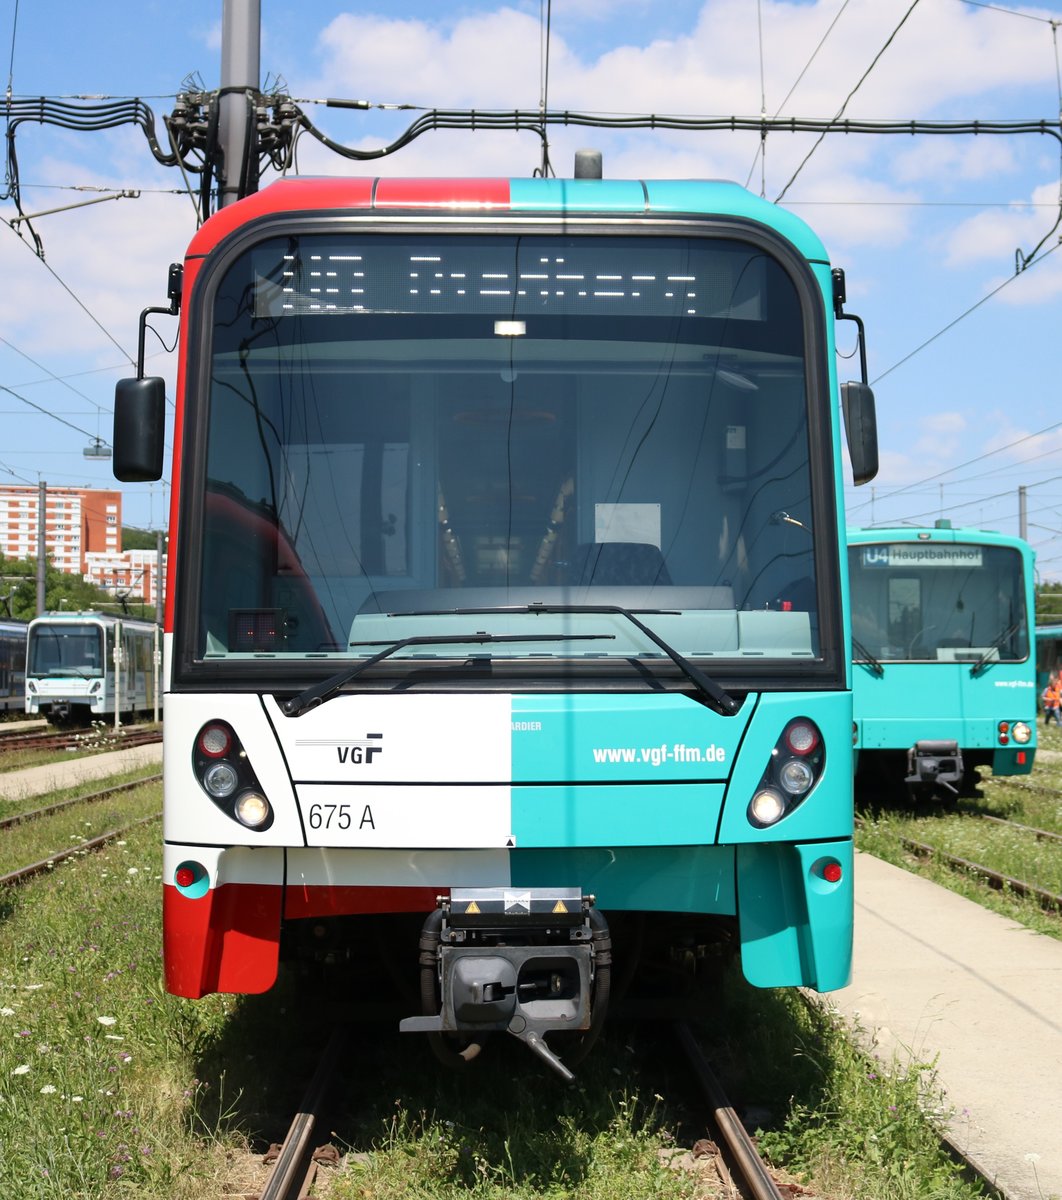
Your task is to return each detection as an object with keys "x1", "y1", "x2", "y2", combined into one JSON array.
[
  {"x1": 389, "y1": 603, "x2": 741, "y2": 716},
  {"x1": 280, "y1": 631, "x2": 614, "y2": 717},
  {"x1": 852, "y1": 637, "x2": 884, "y2": 677},
  {"x1": 969, "y1": 620, "x2": 1022, "y2": 678}
]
